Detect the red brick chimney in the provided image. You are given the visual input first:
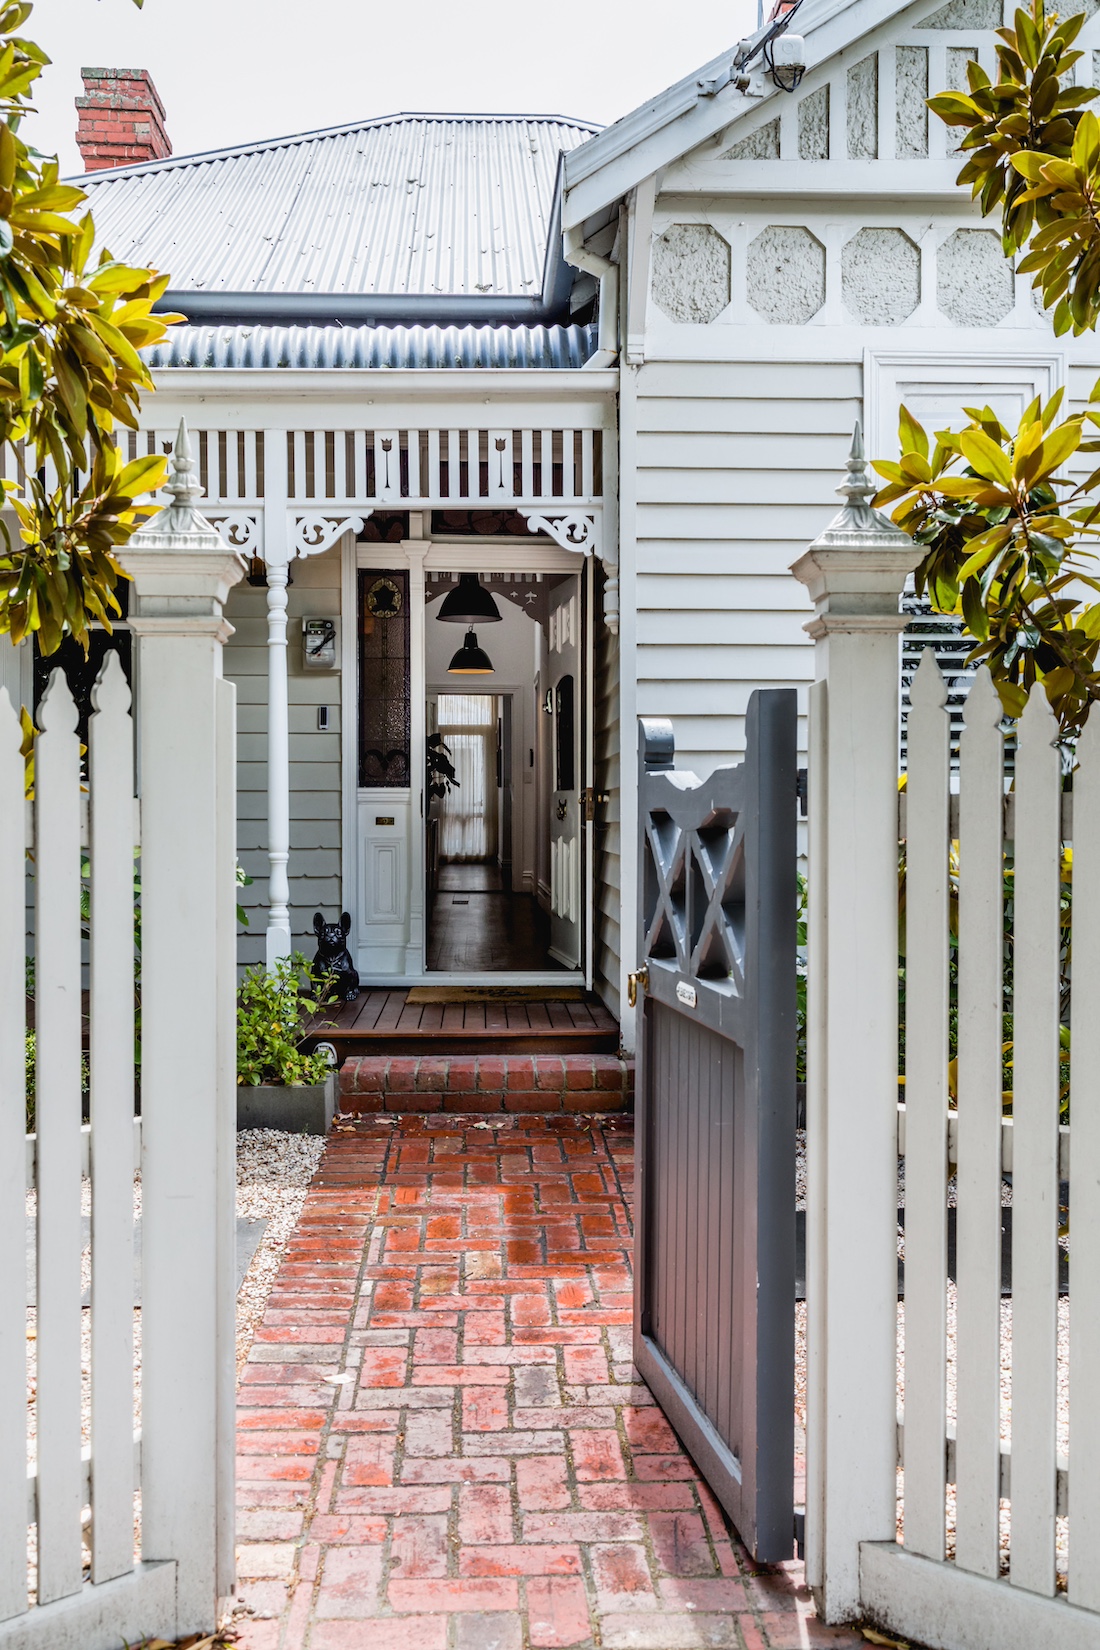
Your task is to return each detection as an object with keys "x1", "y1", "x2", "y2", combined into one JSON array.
[{"x1": 76, "y1": 68, "x2": 171, "y2": 173}]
